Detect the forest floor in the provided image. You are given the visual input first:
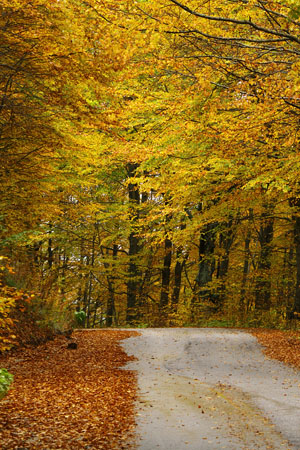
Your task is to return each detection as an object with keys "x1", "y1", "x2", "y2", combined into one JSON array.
[
  {"x1": 0, "y1": 329, "x2": 139, "y2": 450},
  {"x1": 0, "y1": 327, "x2": 299, "y2": 450},
  {"x1": 249, "y1": 328, "x2": 300, "y2": 369}
]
